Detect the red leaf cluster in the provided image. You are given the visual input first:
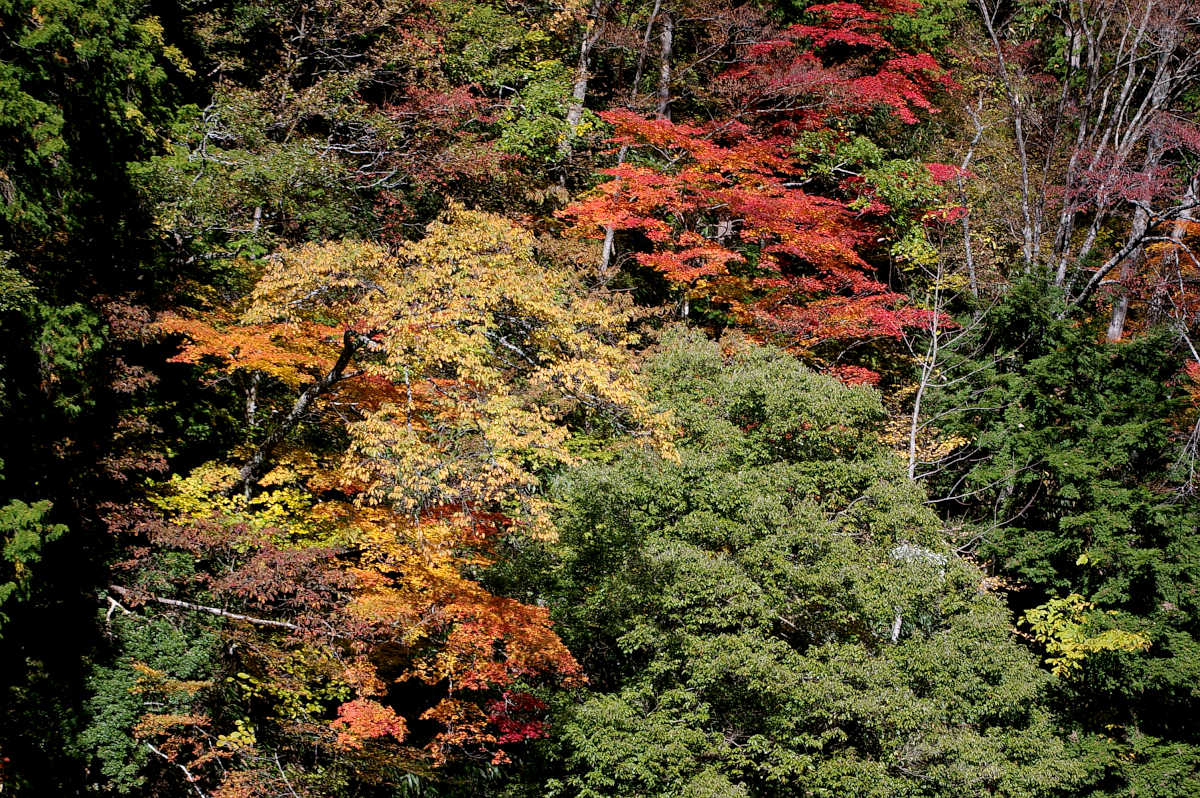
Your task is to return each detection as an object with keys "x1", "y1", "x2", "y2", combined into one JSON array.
[
  {"x1": 722, "y1": 1, "x2": 955, "y2": 131},
  {"x1": 486, "y1": 691, "x2": 549, "y2": 745},
  {"x1": 562, "y1": 112, "x2": 932, "y2": 348}
]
